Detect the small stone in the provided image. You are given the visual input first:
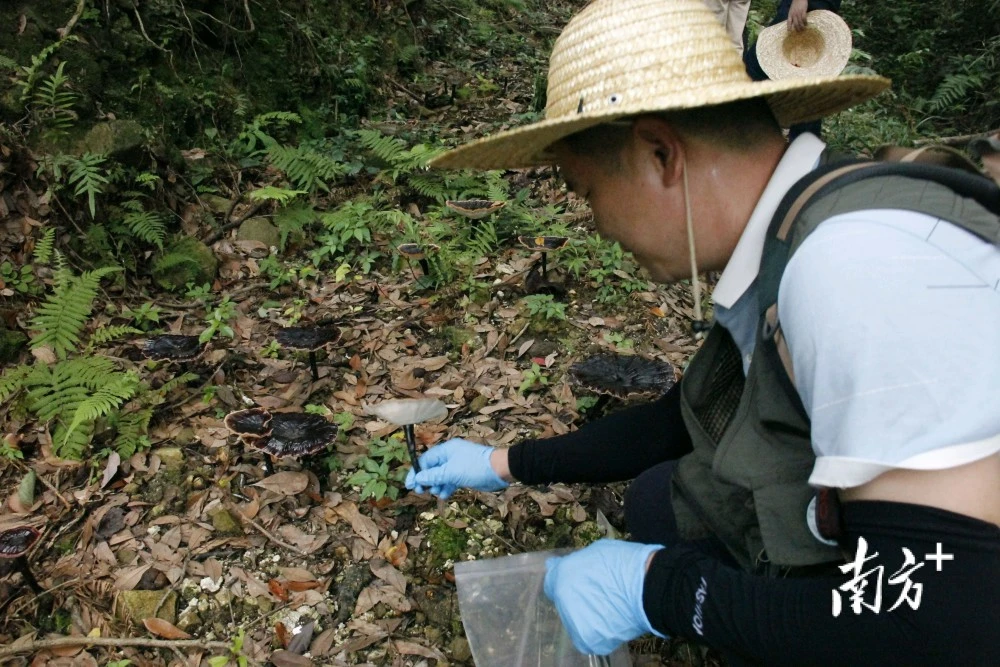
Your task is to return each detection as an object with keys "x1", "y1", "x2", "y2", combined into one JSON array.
[
  {"x1": 469, "y1": 395, "x2": 489, "y2": 414},
  {"x1": 176, "y1": 607, "x2": 203, "y2": 633},
  {"x1": 450, "y1": 637, "x2": 472, "y2": 662},
  {"x1": 423, "y1": 626, "x2": 443, "y2": 644},
  {"x1": 237, "y1": 217, "x2": 281, "y2": 249},
  {"x1": 115, "y1": 590, "x2": 177, "y2": 624},
  {"x1": 210, "y1": 509, "x2": 243, "y2": 536},
  {"x1": 154, "y1": 447, "x2": 185, "y2": 471}
]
